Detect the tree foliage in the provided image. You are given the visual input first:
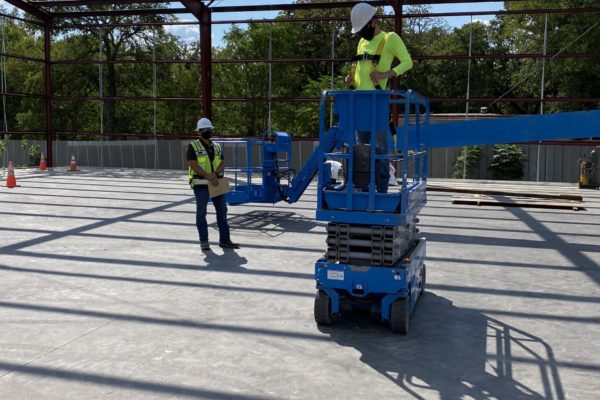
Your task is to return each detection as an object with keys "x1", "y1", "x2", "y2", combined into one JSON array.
[{"x1": 488, "y1": 144, "x2": 526, "y2": 180}]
